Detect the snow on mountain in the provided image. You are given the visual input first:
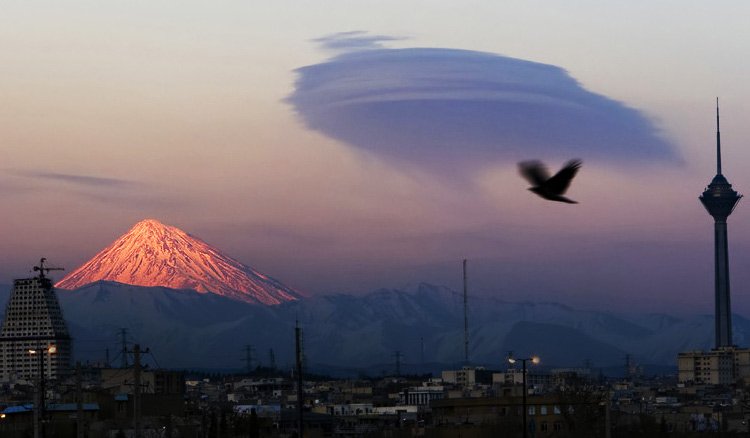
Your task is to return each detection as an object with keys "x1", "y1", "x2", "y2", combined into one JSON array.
[
  {"x1": 55, "y1": 219, "x2": 302, "y2": 305},
  {"x1": 55, "y1": 281, "x2": 294, "y2": 367},
  {"x1": 15, "y1": 280, "x2": 728, "y2": 371},
  {"x1": 273, "y1": 283, "x2": 734, "y2": 369}
]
